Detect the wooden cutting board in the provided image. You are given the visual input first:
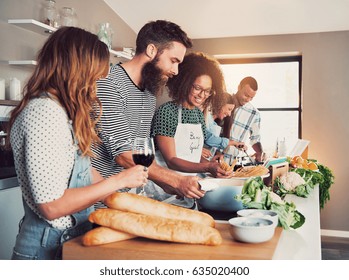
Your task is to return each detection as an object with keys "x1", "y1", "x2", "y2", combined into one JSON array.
[{"x1": 63, "y1": 223, "x2": 283, "y2": 260}]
